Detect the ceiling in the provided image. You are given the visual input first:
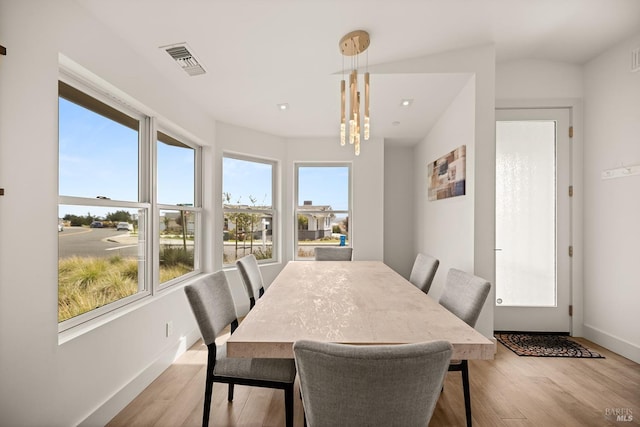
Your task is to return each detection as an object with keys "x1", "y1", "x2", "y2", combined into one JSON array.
[{"x1": 77, "y1": 0, "x2": 640, "y2": 146}]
